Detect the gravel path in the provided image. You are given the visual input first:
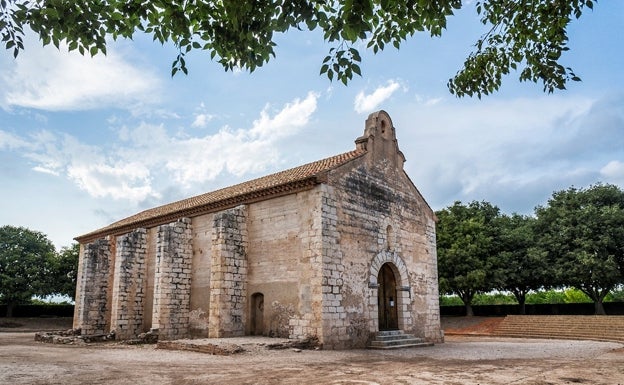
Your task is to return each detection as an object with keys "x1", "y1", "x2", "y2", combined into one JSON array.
[{"x1": 1, "y1": 332, "x2": 623, "y2": 385}]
